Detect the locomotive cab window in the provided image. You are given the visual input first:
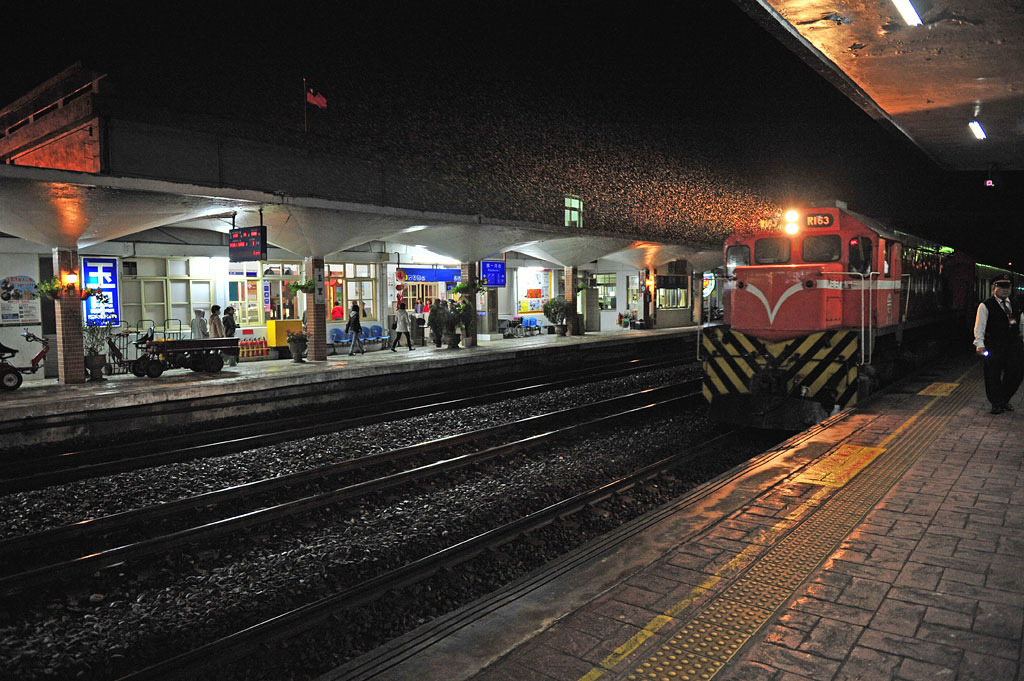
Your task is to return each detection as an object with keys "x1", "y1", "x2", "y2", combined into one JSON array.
[
  {"x1": 848, "y1": 236, "x2": 873, "y2": 275},
  {"x1": 726, "y1": 245, "x2": 750, "y2": 276},
  {"x1": 802, "y1": 234, "x2": 841, "y2": 263},
  {"x1": 754, "y1": 238, "x2": 790, "y2": 265}
]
